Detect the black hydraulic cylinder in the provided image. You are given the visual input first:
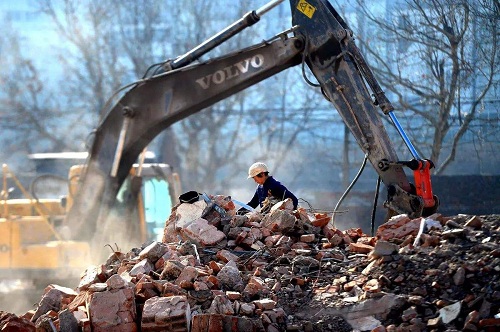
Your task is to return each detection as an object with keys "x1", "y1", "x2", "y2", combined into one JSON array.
[{"x1": 169, "y1": 0, "x2": 284, "y2": 70}]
